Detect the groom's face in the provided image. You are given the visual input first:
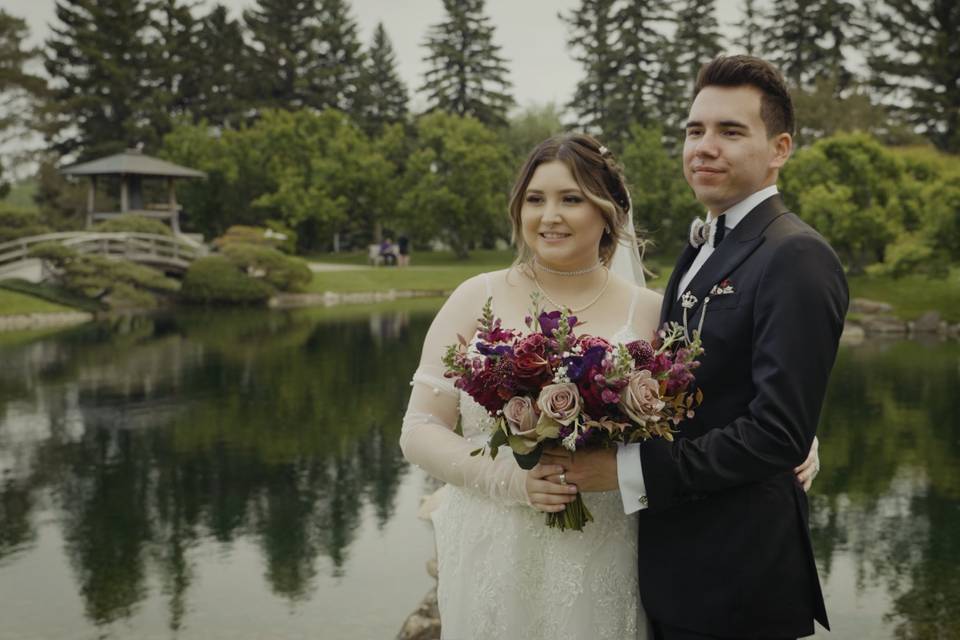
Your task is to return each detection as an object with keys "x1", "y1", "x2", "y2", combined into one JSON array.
[{"x1": 682, "y1": 85, "x2": 791, "y2": 215}]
